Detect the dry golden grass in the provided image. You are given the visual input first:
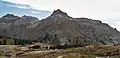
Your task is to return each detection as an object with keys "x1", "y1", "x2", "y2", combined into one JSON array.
[{"x1": 1, "y1": 45, "x2": 120, "y2": 58}]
